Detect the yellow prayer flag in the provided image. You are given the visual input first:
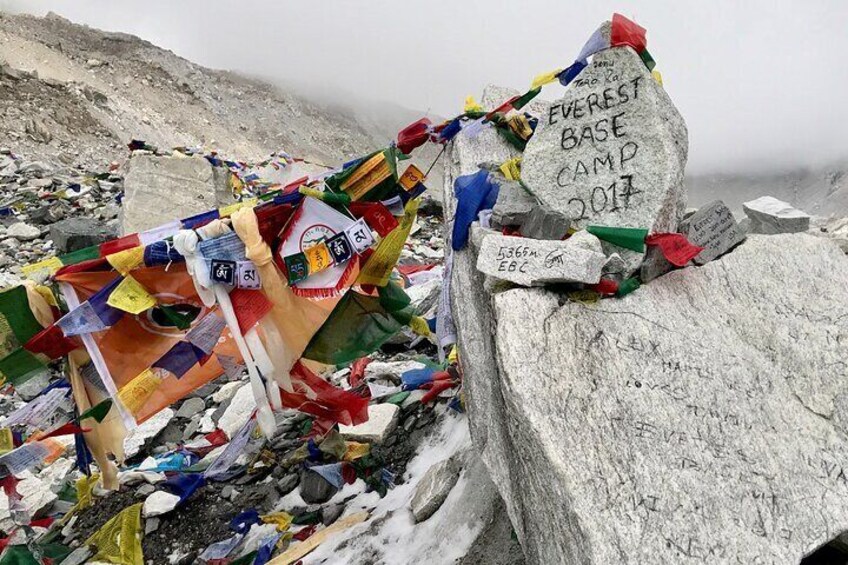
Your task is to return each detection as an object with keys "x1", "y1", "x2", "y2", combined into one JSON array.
[
  {"x1": 399, "y1": 164, "x2": 425, "y2": 191},
  {"x1": 464, "y1": 96, "x2": 483, "y2": 113},
  {"x1": 106, "y1": 246, "x2": 145, "y2": 275},
  {"x1": 499, "y1": 157, "x2": 522, "y2": 181},
  {"x1": 34, "y1": 284, "x2": 58, "y2": 307},
  {"x1": 343, "y1": 441, "x2": 370, "y2": 462},
  {"x1": 117, "y1": 368, "x2": 163, "y2": 417},
  {"x1": 219, "y1": 197, "x2": 258, "y2": 218},
  {"x1": 107, "y1": 275, "x2": 156, "y2": 314},
  {"x1": 652, "y1": 70, "x2": 663, "y2": 86},
  {"x1": 22, "y1": 256, "x2": 63, "y2": 279},
  {"x1": 340, "y1": 153, "x2": 391, "y2": 201},
  {"x1": 86, "y1": 502, "x2": 144, "y2": 565},
  {"x1": 261, "y1": 511, "x2": 294, "y2": 532},
  {"x1": 76, "y1": 473, "x2": 101, "y2": 511},
  {"x1": 357, "y1": 199, "x2": 419, "y2": 287},
  {"x1": 448, "y1": 346, "x2": 459, "y2": 365},
  {"x1": 304, "y1": 242, "x2": 333, "y2": 274},
  {"x1": 531, "y1": 68, "x2": 562, "y2": 89},
  {"x1": 0, "y1": 428, "x2": 13, "y2": 454}
]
